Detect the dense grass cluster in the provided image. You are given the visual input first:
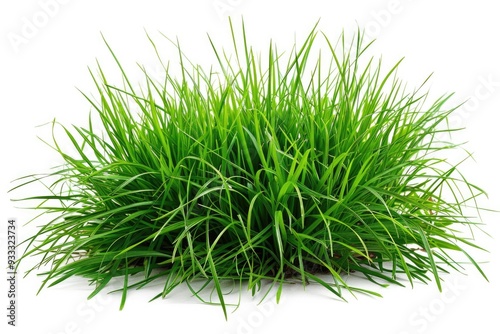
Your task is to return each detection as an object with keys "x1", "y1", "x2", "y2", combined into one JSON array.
[{"x1": 13, "y1": 22, "x2": 487, "y2": 317}]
